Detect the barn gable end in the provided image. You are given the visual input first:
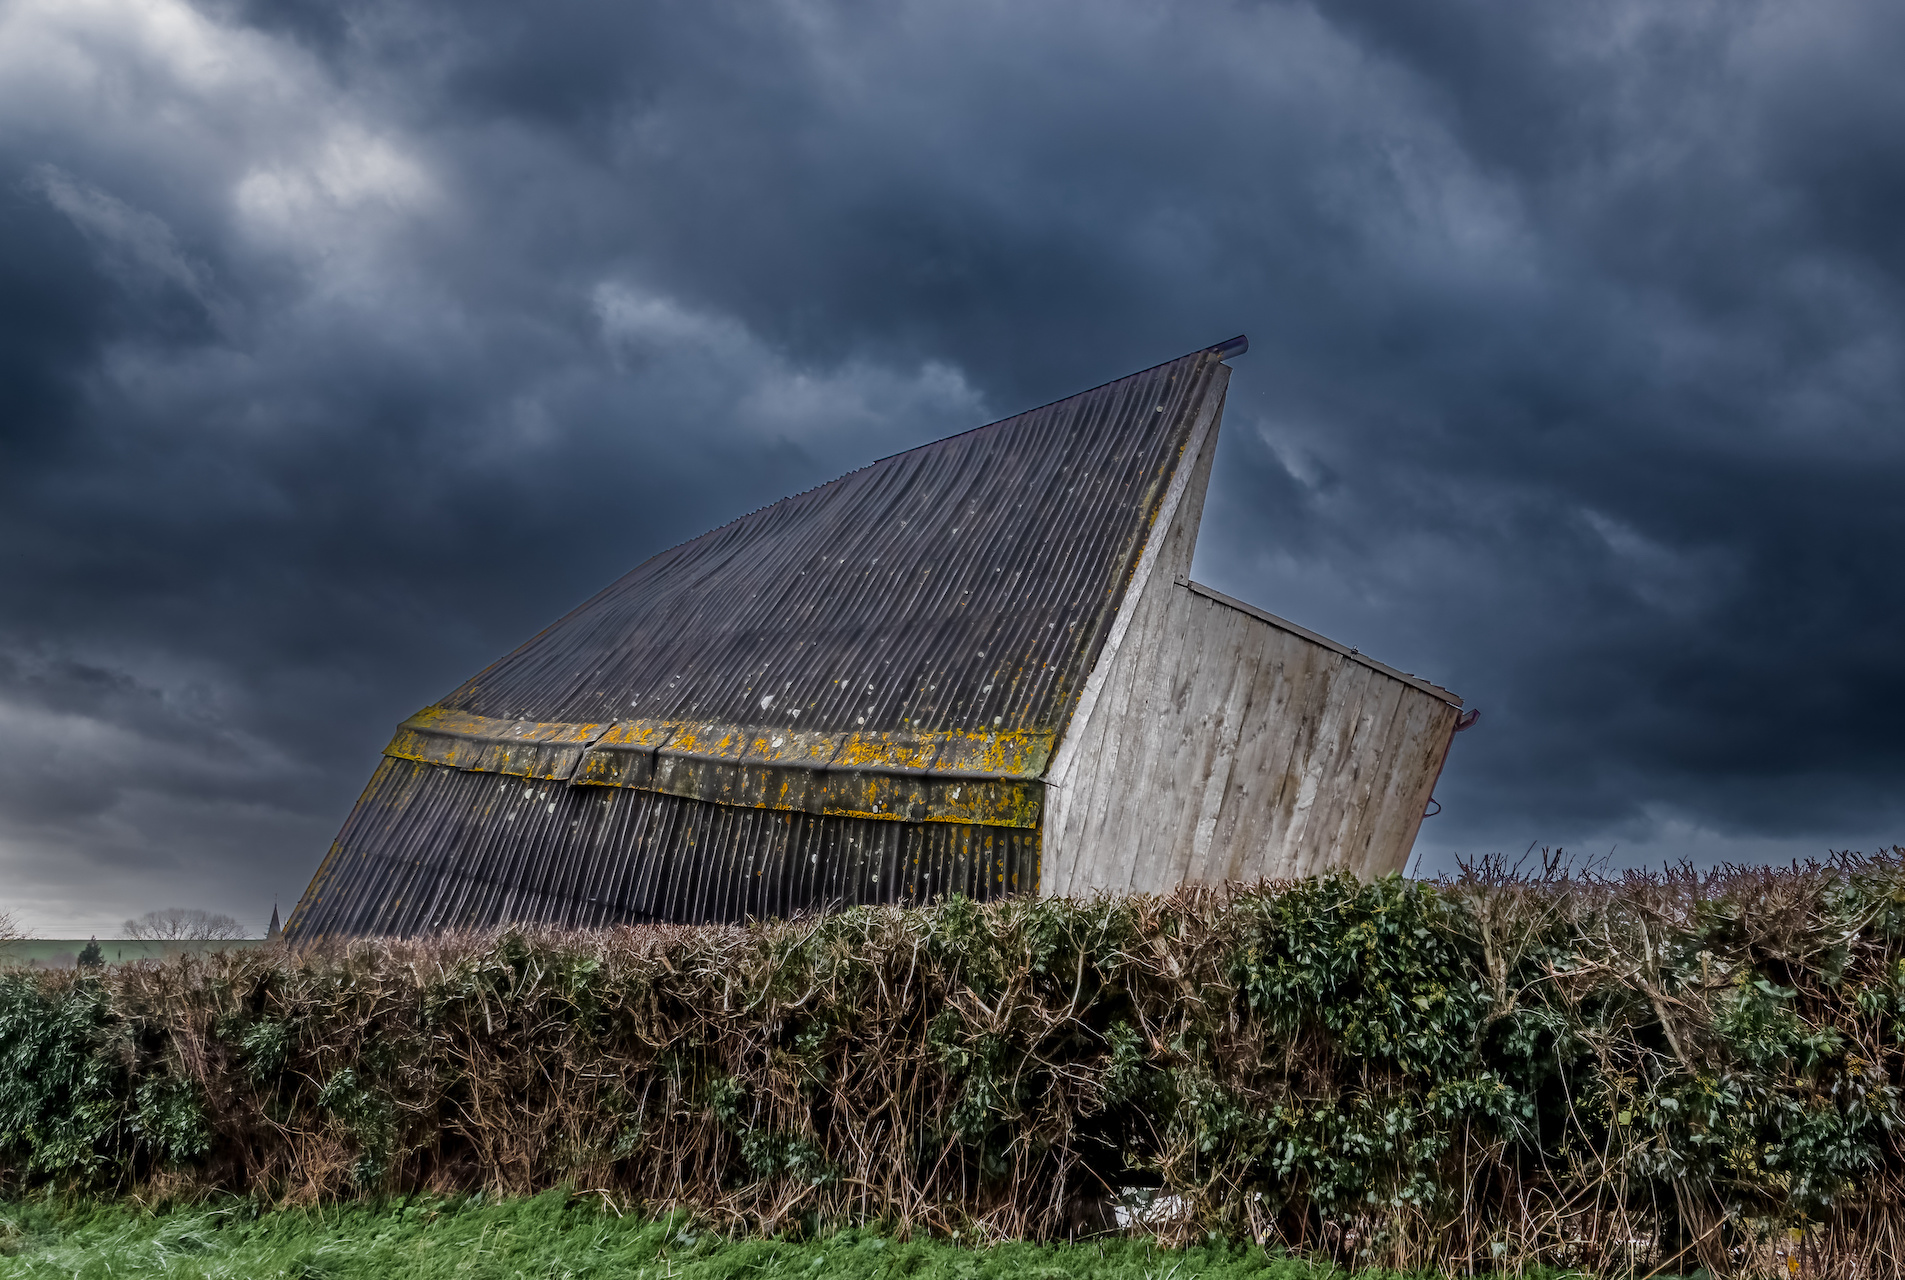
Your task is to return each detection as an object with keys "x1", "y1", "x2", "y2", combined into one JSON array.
[{"x1": 1042, "y1": 371, "x2": 1462, "y2": 894}]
